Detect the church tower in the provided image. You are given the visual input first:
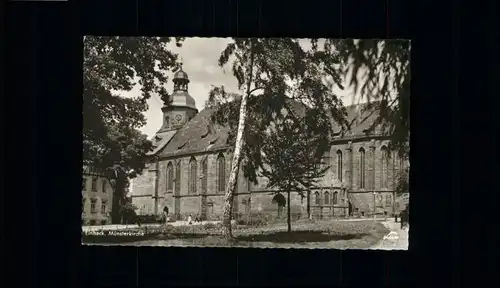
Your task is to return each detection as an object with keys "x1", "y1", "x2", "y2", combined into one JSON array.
[{"x1": 158, "y1": 63, "x2": 198, "y2": 133}]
